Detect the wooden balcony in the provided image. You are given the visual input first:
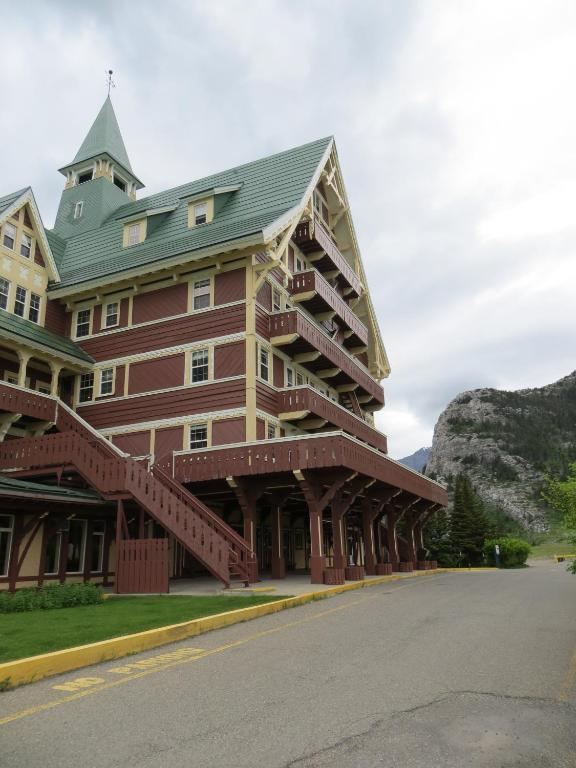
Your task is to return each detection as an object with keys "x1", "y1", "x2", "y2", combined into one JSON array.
[
  {"x1": 292, "y1": 218, "x2": 363, "y2": 298},
  {"x1": 0, "y1": 381, "x2": 57, "y2": 423},
  {"x1": 169, "y1": 432, "x2": 448, "y2": 507},
  {"x1": 289, "y1": 270, "x2": 368, "y2": 349},
  {"x1": 269, "y1": 309, "x2": 384, "y2": 405},
  {"x1": 278, "y1": 387, "x2": 387, "y2": 452}
]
